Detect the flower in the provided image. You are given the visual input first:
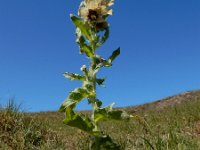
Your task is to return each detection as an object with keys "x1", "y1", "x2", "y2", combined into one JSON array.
[{"x1": 78, "y1": 0, "x2": 114, "y2": 30}]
